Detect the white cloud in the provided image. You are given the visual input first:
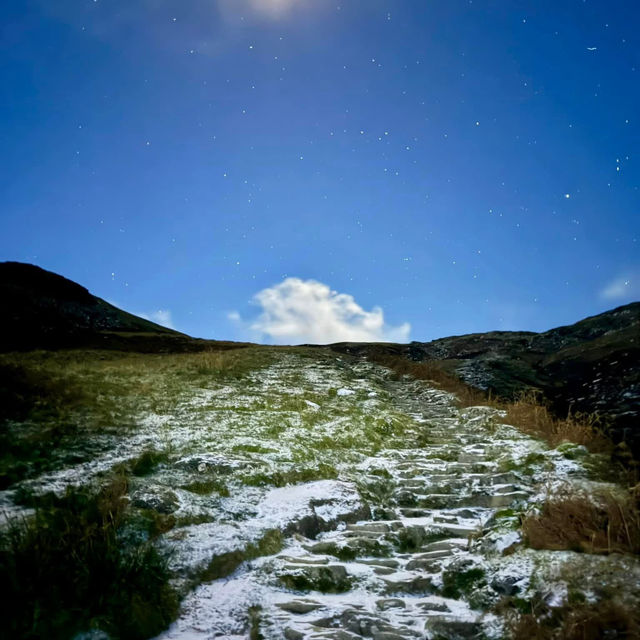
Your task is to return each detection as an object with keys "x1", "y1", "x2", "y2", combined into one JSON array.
[
  {"x1": 138, "y1": 309, "x2": 176, "y2": 330},
  {"x1": 234, "y1": 278, "x2": 410, "y2": 345},
  {"x1": 600, "y1": 273, "x2": 639, "y2": 301}
]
